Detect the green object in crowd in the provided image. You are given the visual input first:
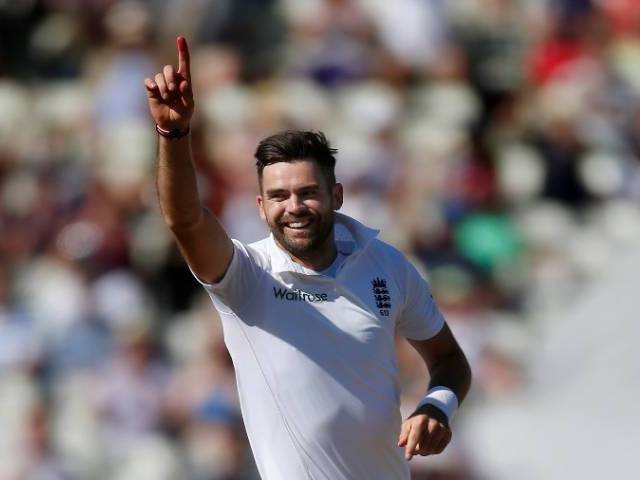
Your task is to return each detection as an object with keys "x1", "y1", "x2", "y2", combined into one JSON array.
[{"x1": 454, "y1": 213, "x2": 522, "y2": 272}]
